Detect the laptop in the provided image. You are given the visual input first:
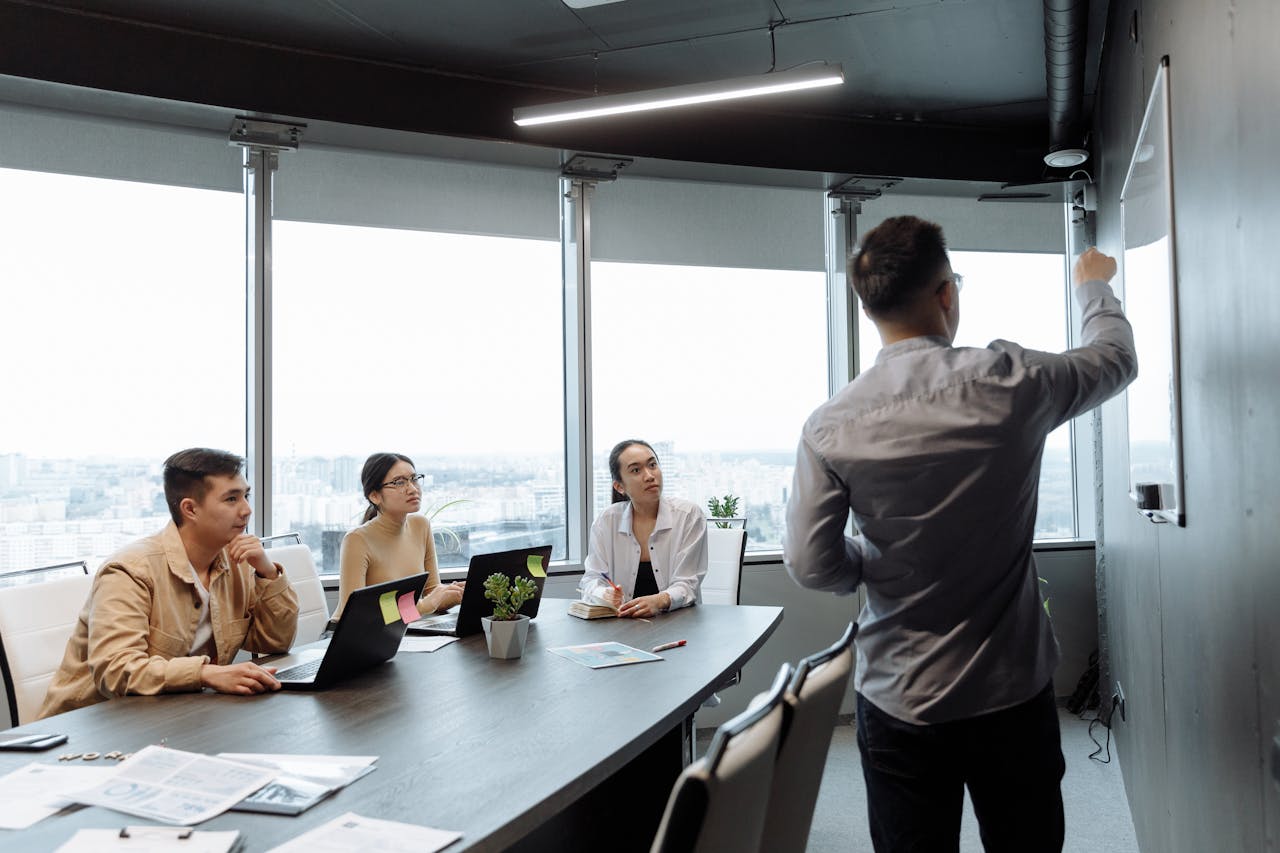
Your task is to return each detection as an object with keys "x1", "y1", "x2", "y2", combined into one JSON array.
[
  {"x1": 408, "y1": 545, "x2": 552, "y2": 638},
  {"x1": 269, "y1": 573, "x2": 428, "y2": 690}
]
